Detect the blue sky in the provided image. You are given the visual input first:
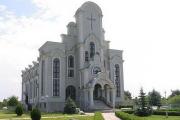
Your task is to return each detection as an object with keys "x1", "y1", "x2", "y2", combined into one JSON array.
[
  {"x1": 0, "y1": 0, "x2": 180, "y2": 101},
  {"x1": 0, "y1": 0, "x2": 37, "y2": 16}
]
